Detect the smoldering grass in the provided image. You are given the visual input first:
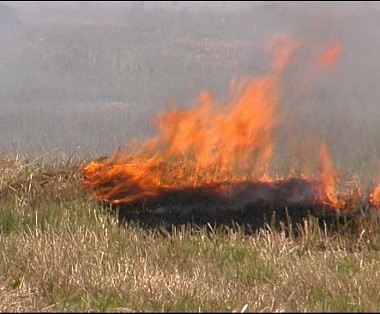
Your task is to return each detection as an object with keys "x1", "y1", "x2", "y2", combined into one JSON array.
[{"x1": 0, "y1": 155, "x2": 380, "y2": 311}]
